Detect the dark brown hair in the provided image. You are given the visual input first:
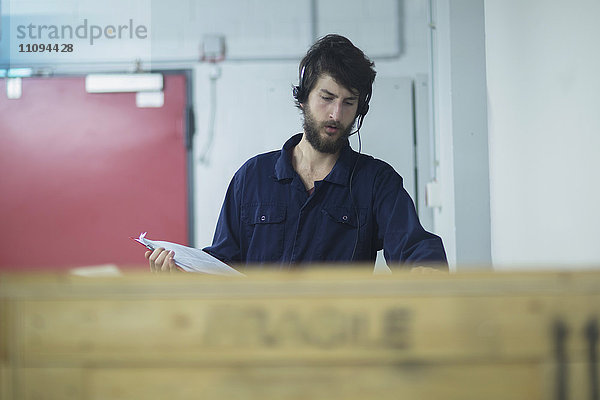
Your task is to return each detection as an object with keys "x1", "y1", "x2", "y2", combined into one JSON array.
[{"x1": 293, "y1": 34, "x2": 376, "y2": 121}]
